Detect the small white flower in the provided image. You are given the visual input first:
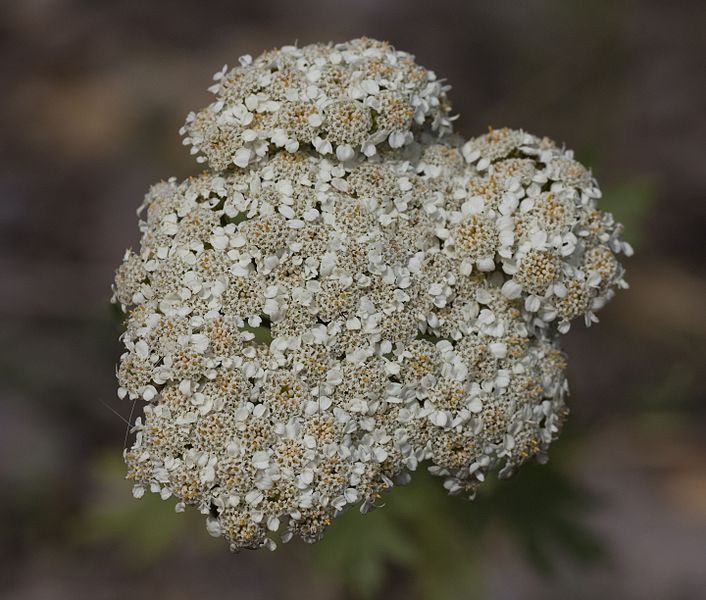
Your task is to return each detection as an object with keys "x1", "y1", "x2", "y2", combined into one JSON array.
[{"x1": 233, "y1": 147, "x2": 252, "y2": 167}]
